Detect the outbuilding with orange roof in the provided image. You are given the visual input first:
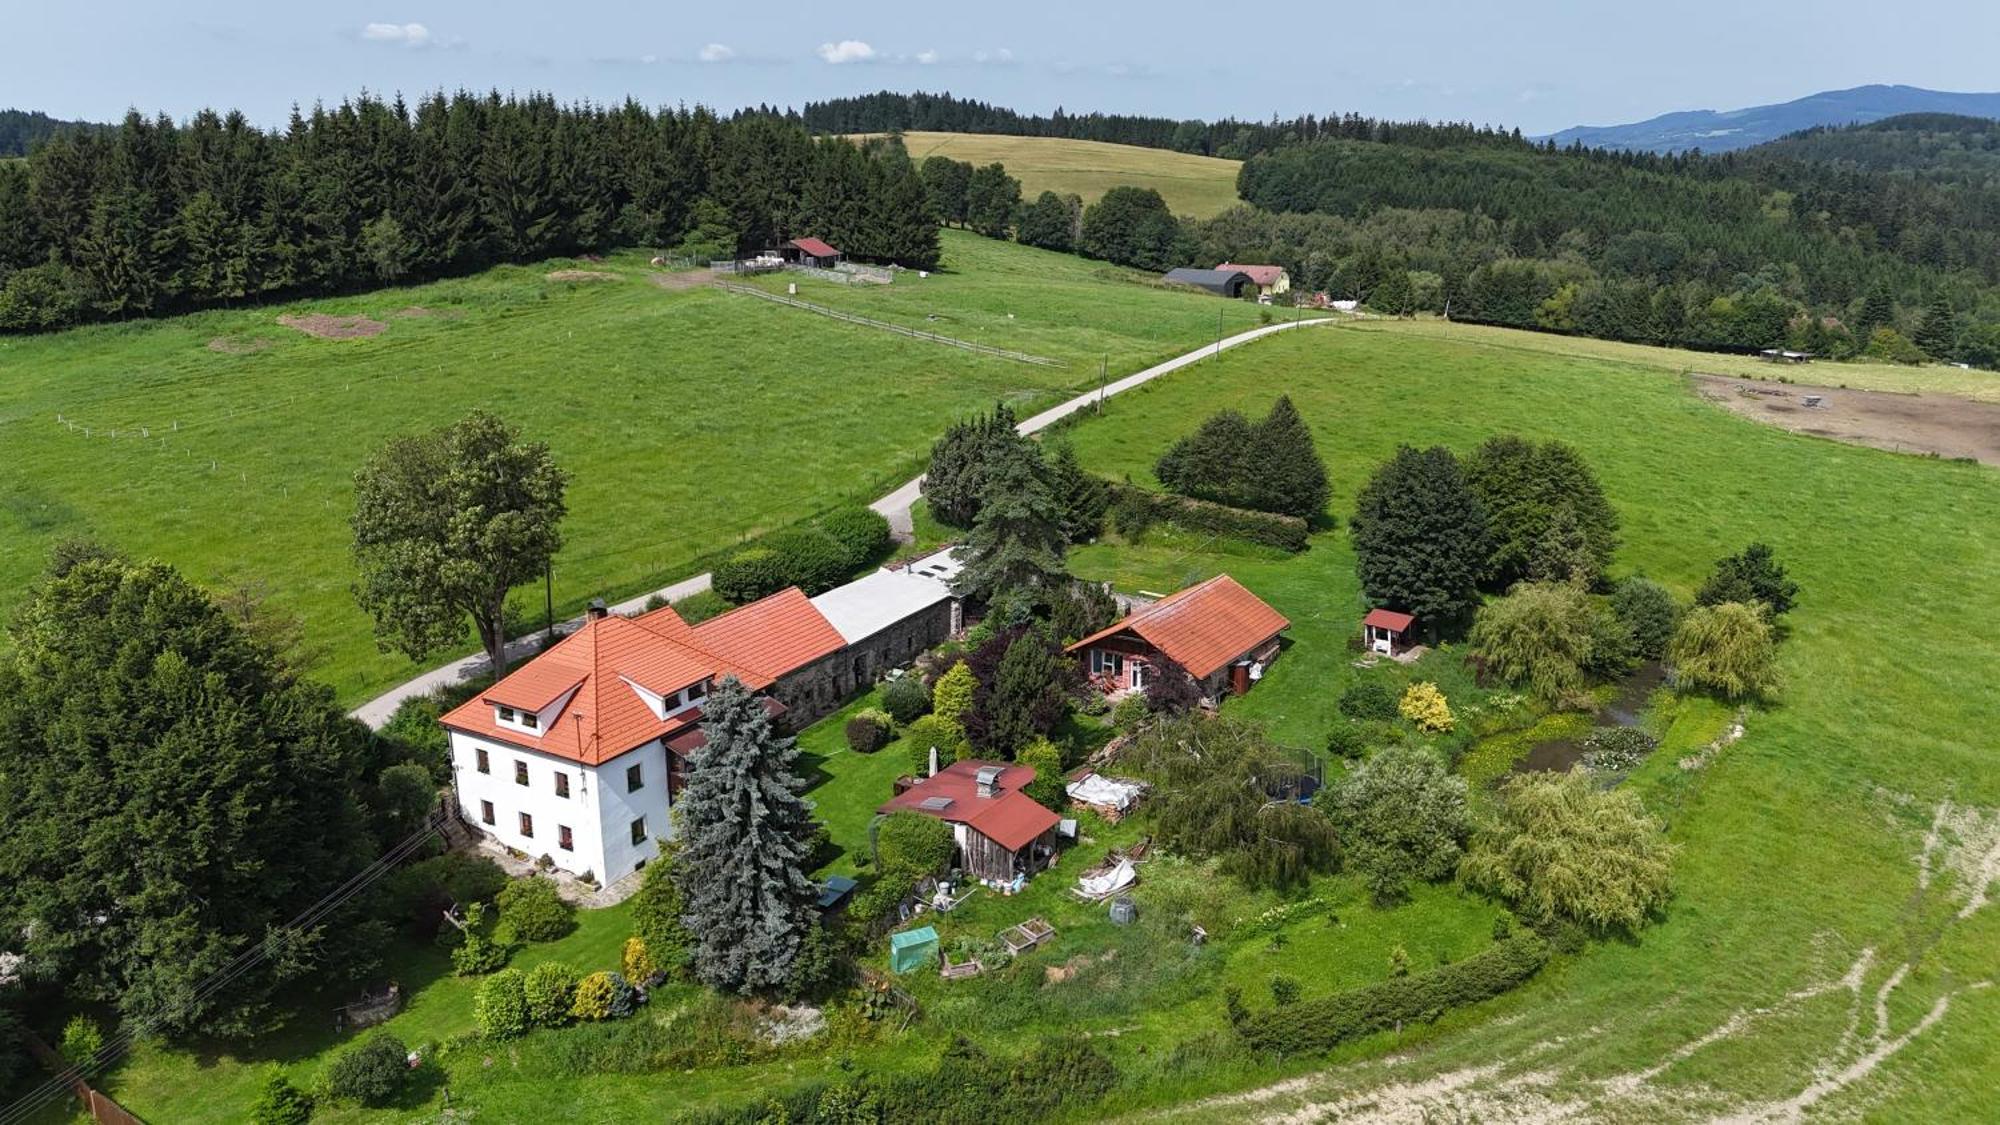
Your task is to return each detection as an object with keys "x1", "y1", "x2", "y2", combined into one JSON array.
[{"x1": 1066, "y1": 574, "x2": 1288, "y2": 703}]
